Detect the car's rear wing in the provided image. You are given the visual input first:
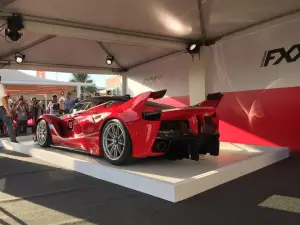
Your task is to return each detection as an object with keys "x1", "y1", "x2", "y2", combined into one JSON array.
[
  {"x1": 194, "y1": 92, "x2": 223, "y2": 108},
  {"x1": 121, "y1": 89, "x2": 167, "y2": 112},
  {"x1": 149, "y1": 89, "x2": 167, "y2": 99}
]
